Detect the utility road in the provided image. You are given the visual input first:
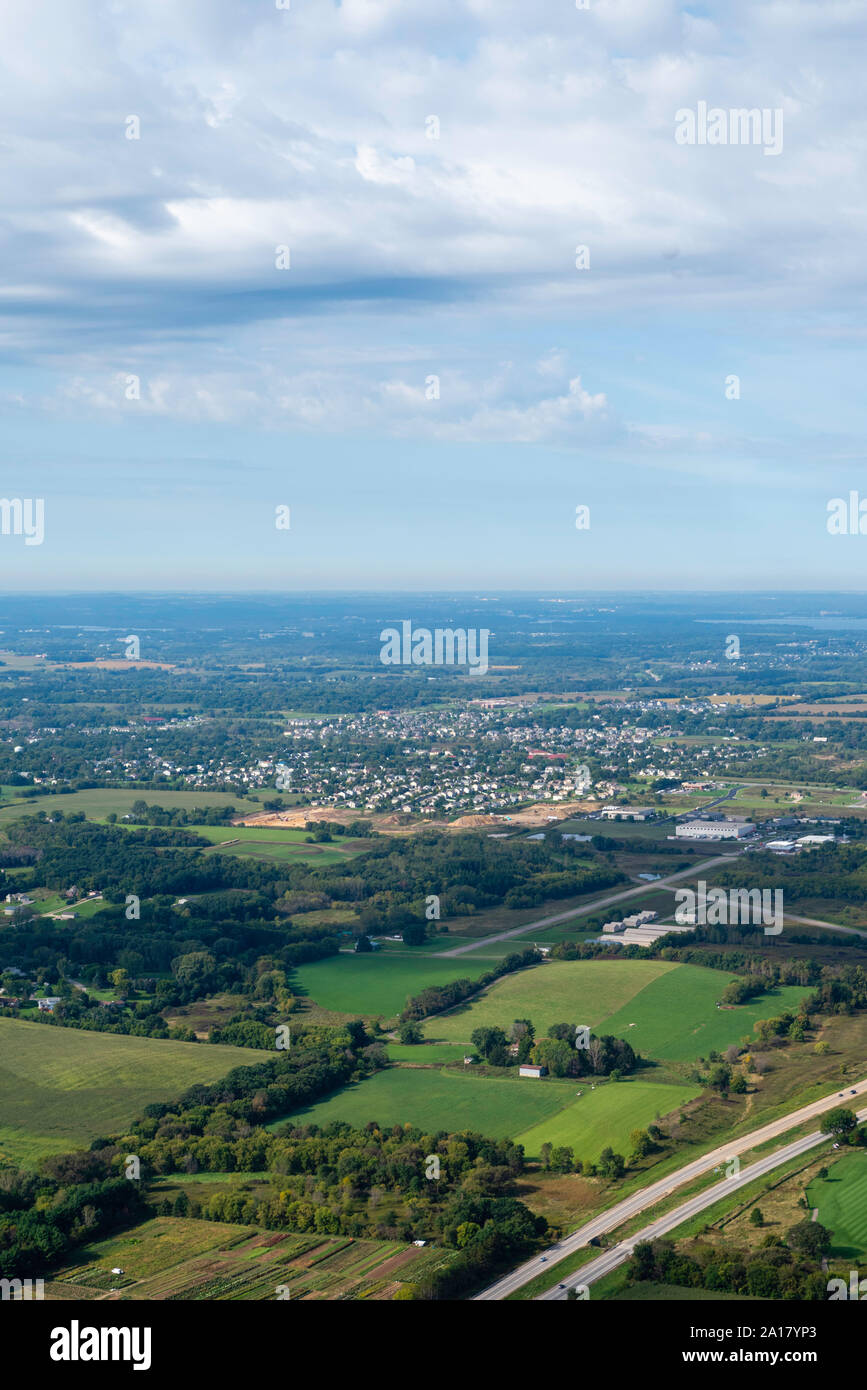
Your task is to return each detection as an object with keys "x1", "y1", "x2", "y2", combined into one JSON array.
[{"x1": 440, "y1": 851, "x2": 746, "y2": 957}]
